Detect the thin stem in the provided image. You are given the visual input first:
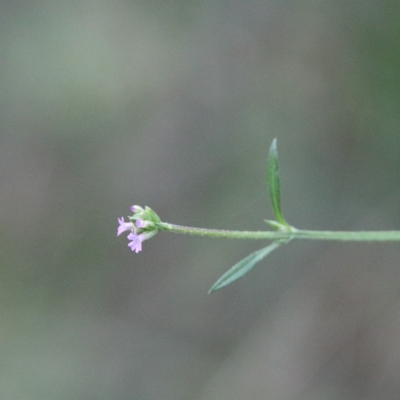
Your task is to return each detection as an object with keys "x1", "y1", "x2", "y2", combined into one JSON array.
[
  {"x1": 292, "y1": 230, "x2": 400, "y2": 241},
  {"x1": 157, "y1": 222, "x2": 400, "y2": 242}
]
